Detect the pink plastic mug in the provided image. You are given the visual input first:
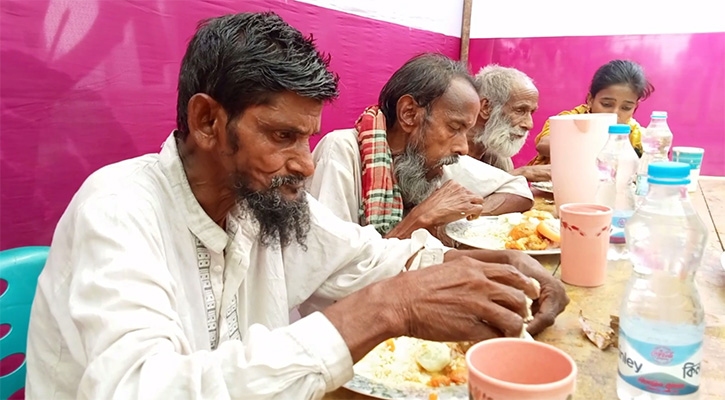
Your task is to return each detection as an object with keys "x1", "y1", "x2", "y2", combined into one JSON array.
[
  {"x1": 466, "y1": 338, "x2": 577, "y2": 400},
  {"x1": 559, "y1": 203, "x2": 612, "y2": 287}
]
